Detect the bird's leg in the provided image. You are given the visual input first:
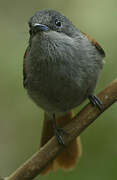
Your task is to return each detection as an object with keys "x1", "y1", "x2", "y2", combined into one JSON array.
[
  {"x1": 88, "y1": 95, "x2": 103, "y2": 111},
  {"x1": 53, "y1": 113, "x2": 66, "y2": 146}
]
